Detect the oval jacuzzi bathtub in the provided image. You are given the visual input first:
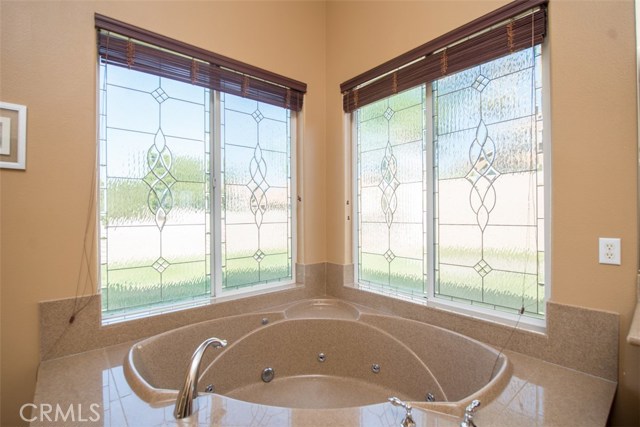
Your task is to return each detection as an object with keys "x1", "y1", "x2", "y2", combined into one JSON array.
[{"x1": 124, "y1": 299, "x2": 511, "y2": 417}]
